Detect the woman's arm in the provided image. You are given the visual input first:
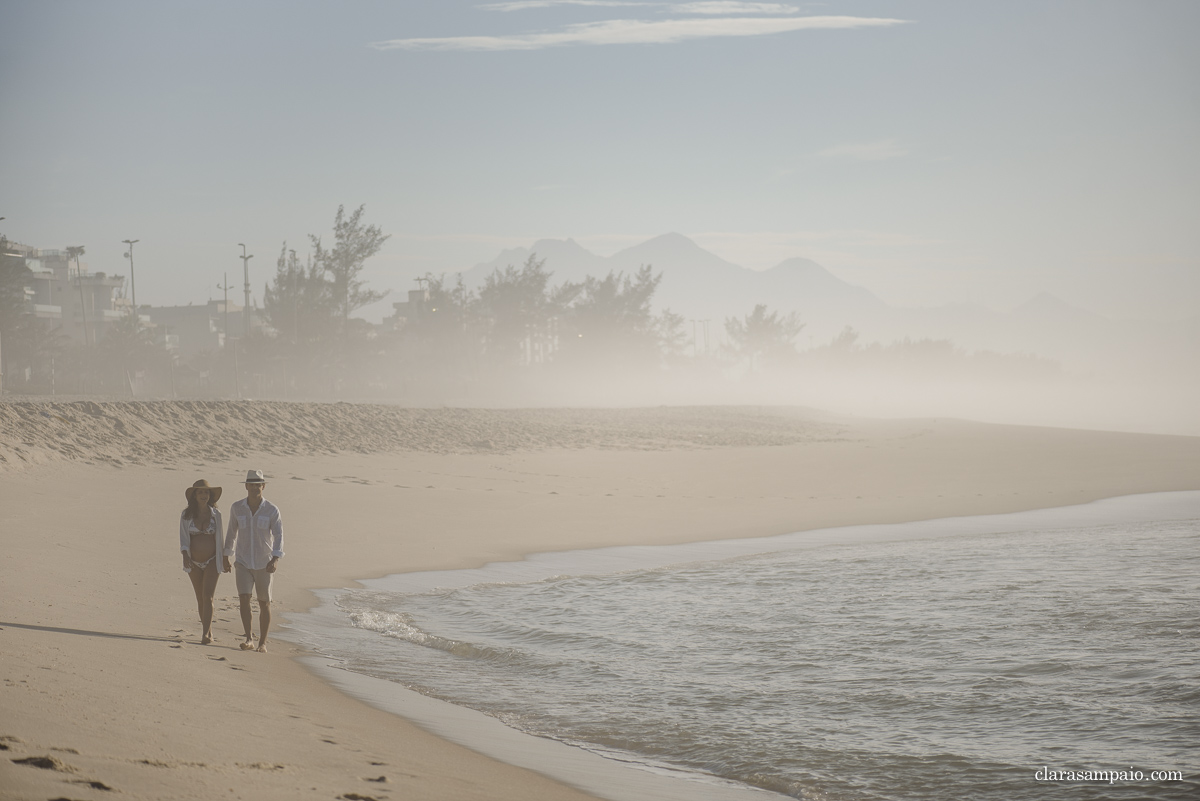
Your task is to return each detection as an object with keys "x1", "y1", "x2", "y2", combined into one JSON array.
[{"x1": 179, "y1": 512, "x2": 191, "y2": 570}]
